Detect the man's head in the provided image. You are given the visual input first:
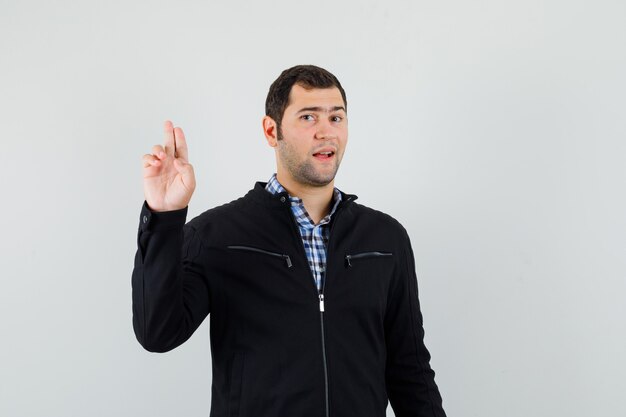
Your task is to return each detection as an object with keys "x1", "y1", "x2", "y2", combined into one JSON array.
[
  {"x1": 265, "y1": 65, "x2": 347, "y2": 139},
  {"x1": 262, "y1": 65, "x2": 348, "y2": 188}
]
